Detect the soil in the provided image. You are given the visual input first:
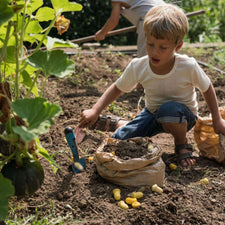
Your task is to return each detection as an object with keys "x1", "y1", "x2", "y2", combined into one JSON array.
[{"x1": 7, "y1": 46, "x2": 225, "y2": 224}]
